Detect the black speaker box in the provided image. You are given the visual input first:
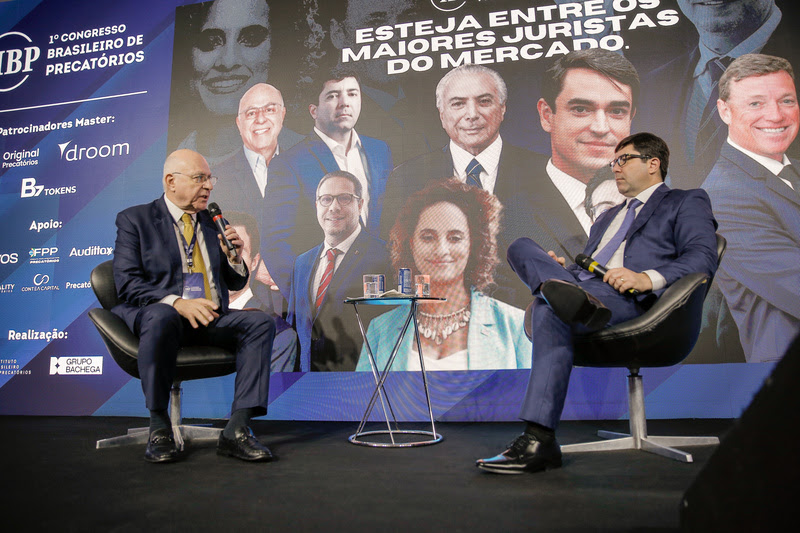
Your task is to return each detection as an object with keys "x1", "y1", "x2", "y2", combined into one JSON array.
[{"x1": 680, "y1": 334, "x2": 800, "y2": 531}]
